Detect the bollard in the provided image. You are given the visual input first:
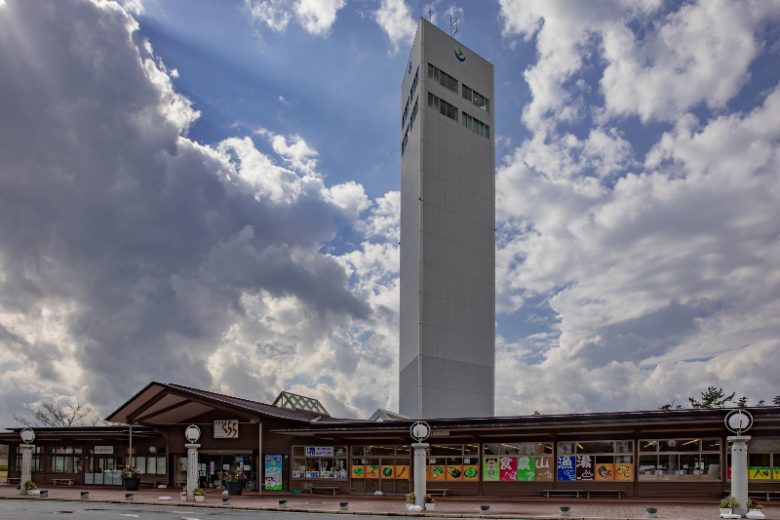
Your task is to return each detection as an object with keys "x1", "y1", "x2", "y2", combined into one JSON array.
[
  {"x1": 125, "y1": 492, "x2": 134, "y2": 501},
  {"x1": 480, "y1": 504, "x2": 490, "y2": 514},
  {"x1": 38, "y1": 490, "x2": 48, "y2": 498},
  {"x1": 80, "y1": 491, "x2": 90, "y2": 500},
  {"x1": 559, "y1": 505, "x2": 571, "y2": 517},
  {"x1": 222, "y1": 496, "x2": 231, "y2": 505},
  {"x1": 278, "y1": 499, "x2": 287, "y2": 509},
  {"x1": 339, "y1": 501, "x2": 349, "y2": 511},
  {"x1": 646, "y1": 506, "x2": 658, "y2": 518}
]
